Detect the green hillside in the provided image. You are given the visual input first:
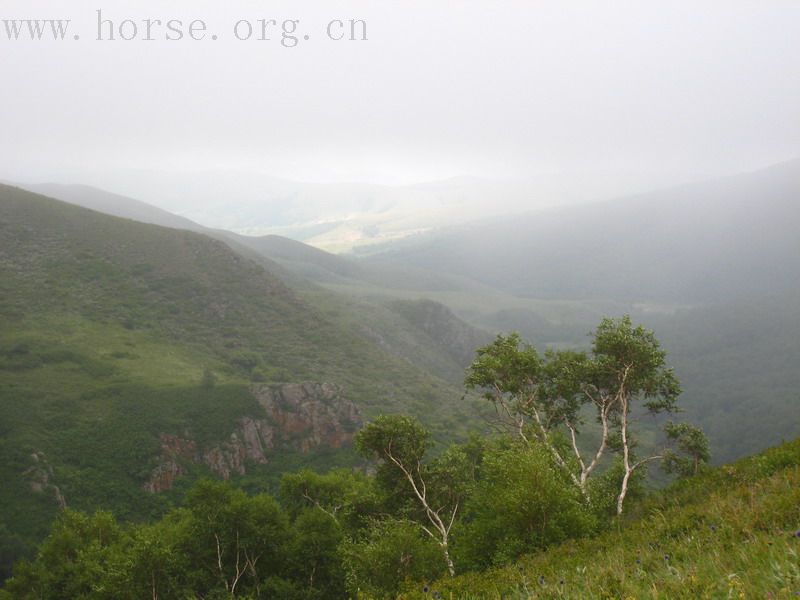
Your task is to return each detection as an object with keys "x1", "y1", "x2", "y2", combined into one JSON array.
[
  {"x1": 402, "y1": 438, "x2": 800, "y2": 599},
  {"x1": 0, "y1": 185, "x2": 479, "y2": 567},
  {"x1": 11, "y1": 181, "x2": 496, "y2": 386}
]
